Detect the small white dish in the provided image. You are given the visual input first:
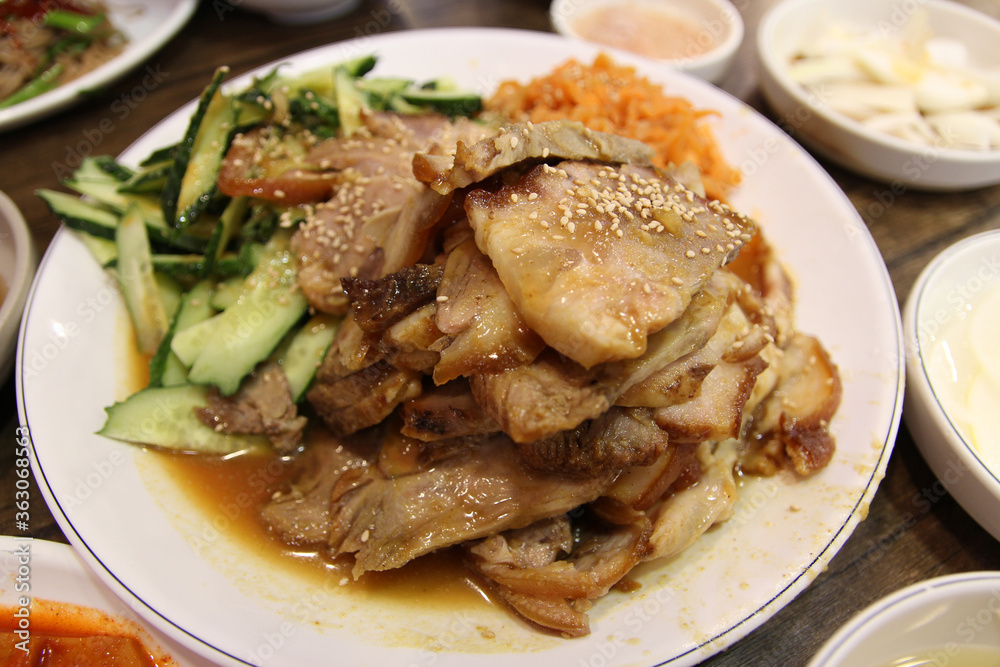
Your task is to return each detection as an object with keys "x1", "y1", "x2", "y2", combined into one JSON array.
[
  {"x1": 0, "y1": 0, "x2": 198, "y2": 132},
  {"x1": 236, "y1": 0, "x2": 361, "y2": 24},
  {"x1": 757, "y1": 0, "x2": 1000, "y2": 191},
  {"x1": 0, "y1": 190, "x2": 36, "y2": 384},
  {"x1": 0, "y1": 536, "x2": 213, "y2": 666},
  {"x1": 808, "y1": 572, "x2": 1000, "y2": 666},
  {"x1": 549, "y1": 0, "x2": 744, "y2": 83},
  {"x1": 904, "y1": 229, "x2": 1000, "y2": 542}
]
